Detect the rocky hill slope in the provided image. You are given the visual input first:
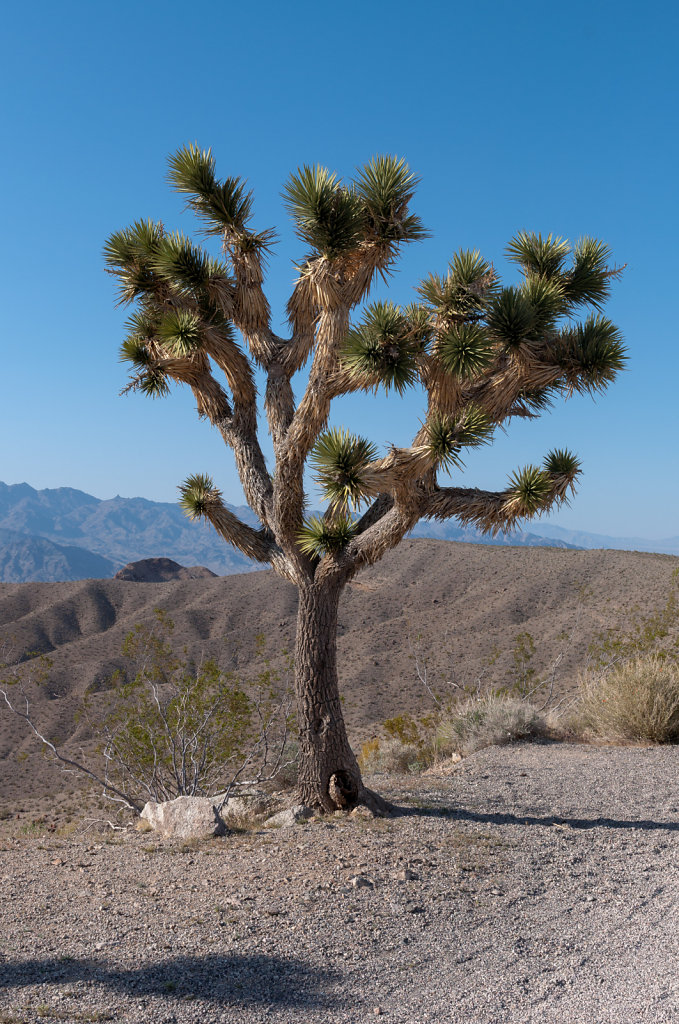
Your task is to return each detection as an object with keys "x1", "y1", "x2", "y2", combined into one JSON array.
[{"x1": 1, "y1": 540, "x2": 676, "y2": 805}]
